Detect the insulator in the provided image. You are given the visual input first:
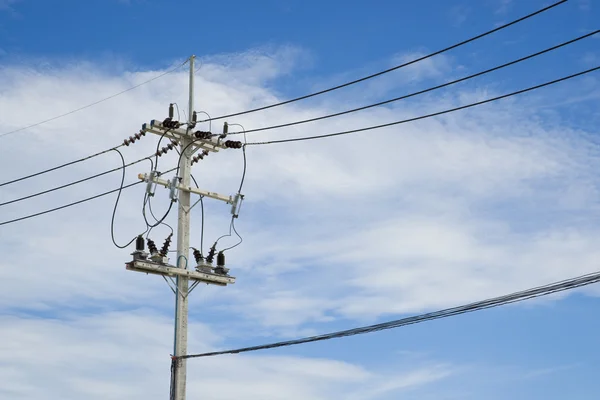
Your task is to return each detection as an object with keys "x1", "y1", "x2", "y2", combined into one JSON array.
[
  {"x1": 206, "y1": 245, "x2": 216, "y2": 264},
  {"x1": 123, "y1": 130, "x2": 147, "y2": 147},
  {"x1": 160, "y1": 233, "x2": 173, "y2": 257},
  {"x1": 191, "y1": 150, "x2": 209, "y2": 165},
  {"x1": 192, "y1": 248, "x2": 203, "y2": 263},
  {"x1": 147, "y1": 238, "x2": 158, "y2": 255},
  {"x1": 135, "y1": 235, "x2": 145, "y2": 251},
  {"x1": 223, "y1": 122, "x2": 228, "y2": 135},
  {"x1": 169, "y1": 103, "x2": 174, "y2": 119},
  {"x1": 162, "y1": 118, "x2": 180, "y2": 129},
  {"x1": 224, "y1": 140, "x2": 243, "y2": 149},
  {"x1": 194, "y1": 130, "x2": 211, "y2": 140},
  {"x1": 217, "y1": 251, "x2": 225, "y2": 267}
]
